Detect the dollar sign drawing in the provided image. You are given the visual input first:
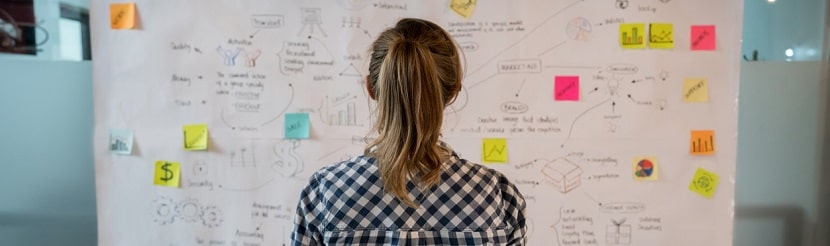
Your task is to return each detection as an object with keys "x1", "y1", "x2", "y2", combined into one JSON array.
[{"x1": 160, "y1": 162, "x2": 175, "y2": 182}]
